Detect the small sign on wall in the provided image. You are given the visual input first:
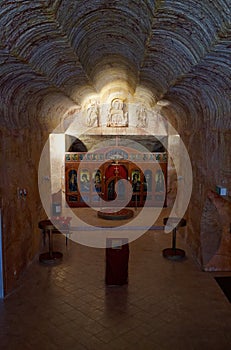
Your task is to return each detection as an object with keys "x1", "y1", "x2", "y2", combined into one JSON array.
[
  {"x1": 216, "y1": 185, "x2": 227, "y2": 196},
  {"x1": 52, "y1": 203, "x2": 62, "y2": 216}
]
